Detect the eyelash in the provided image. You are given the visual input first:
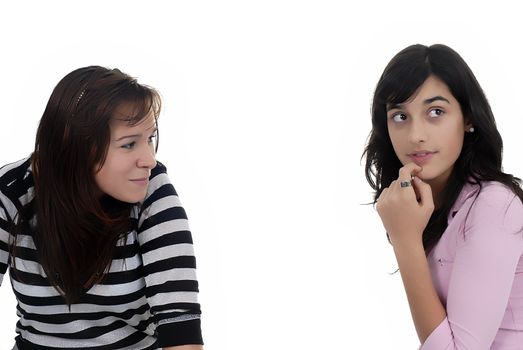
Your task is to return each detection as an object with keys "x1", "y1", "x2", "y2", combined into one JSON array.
[
  {"x1": 428, "y1": 108, "x2": 444, "y2": 118},
  {"x1": 121, "y1": 133, "x2": 157, "y2": 150},
  {"x1": 390, "y1": 108, "x2": 444, "y2": 122}
]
